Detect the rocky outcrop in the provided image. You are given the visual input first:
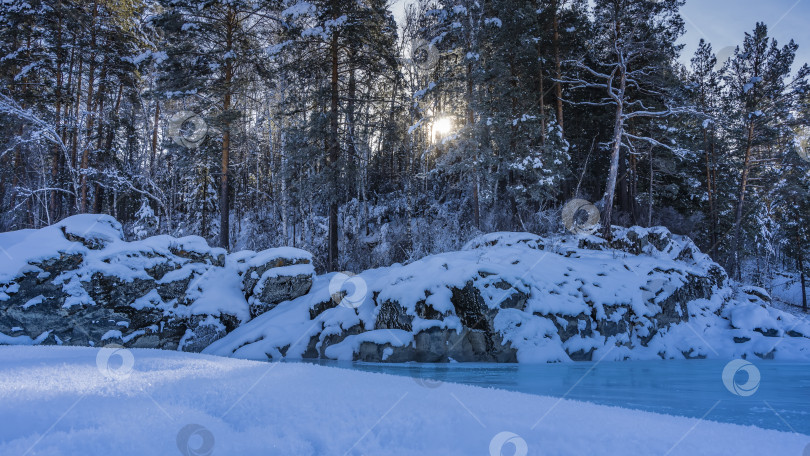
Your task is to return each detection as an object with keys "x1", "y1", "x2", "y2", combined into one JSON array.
[
  {"x1": 0, "y1": 215, "x2": 314, "y2": 351},
  {"x1": 4, "y1": 219, "x2": 809, "y2": 362},
  {"x1": 205, "y1": 228, "x2": 810, "y2": 363},
  {"x1": 236, "y1": 249, "x2": 314, "y2": 318}
]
